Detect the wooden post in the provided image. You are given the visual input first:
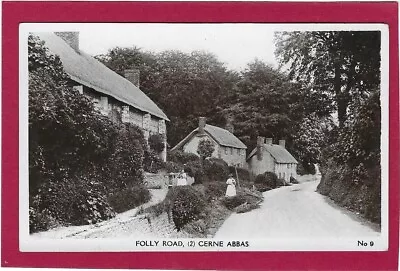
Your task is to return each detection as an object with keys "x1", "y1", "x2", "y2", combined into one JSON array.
[{"x1": 235, "y1": 166, "x2": 240, "y2": 189}]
